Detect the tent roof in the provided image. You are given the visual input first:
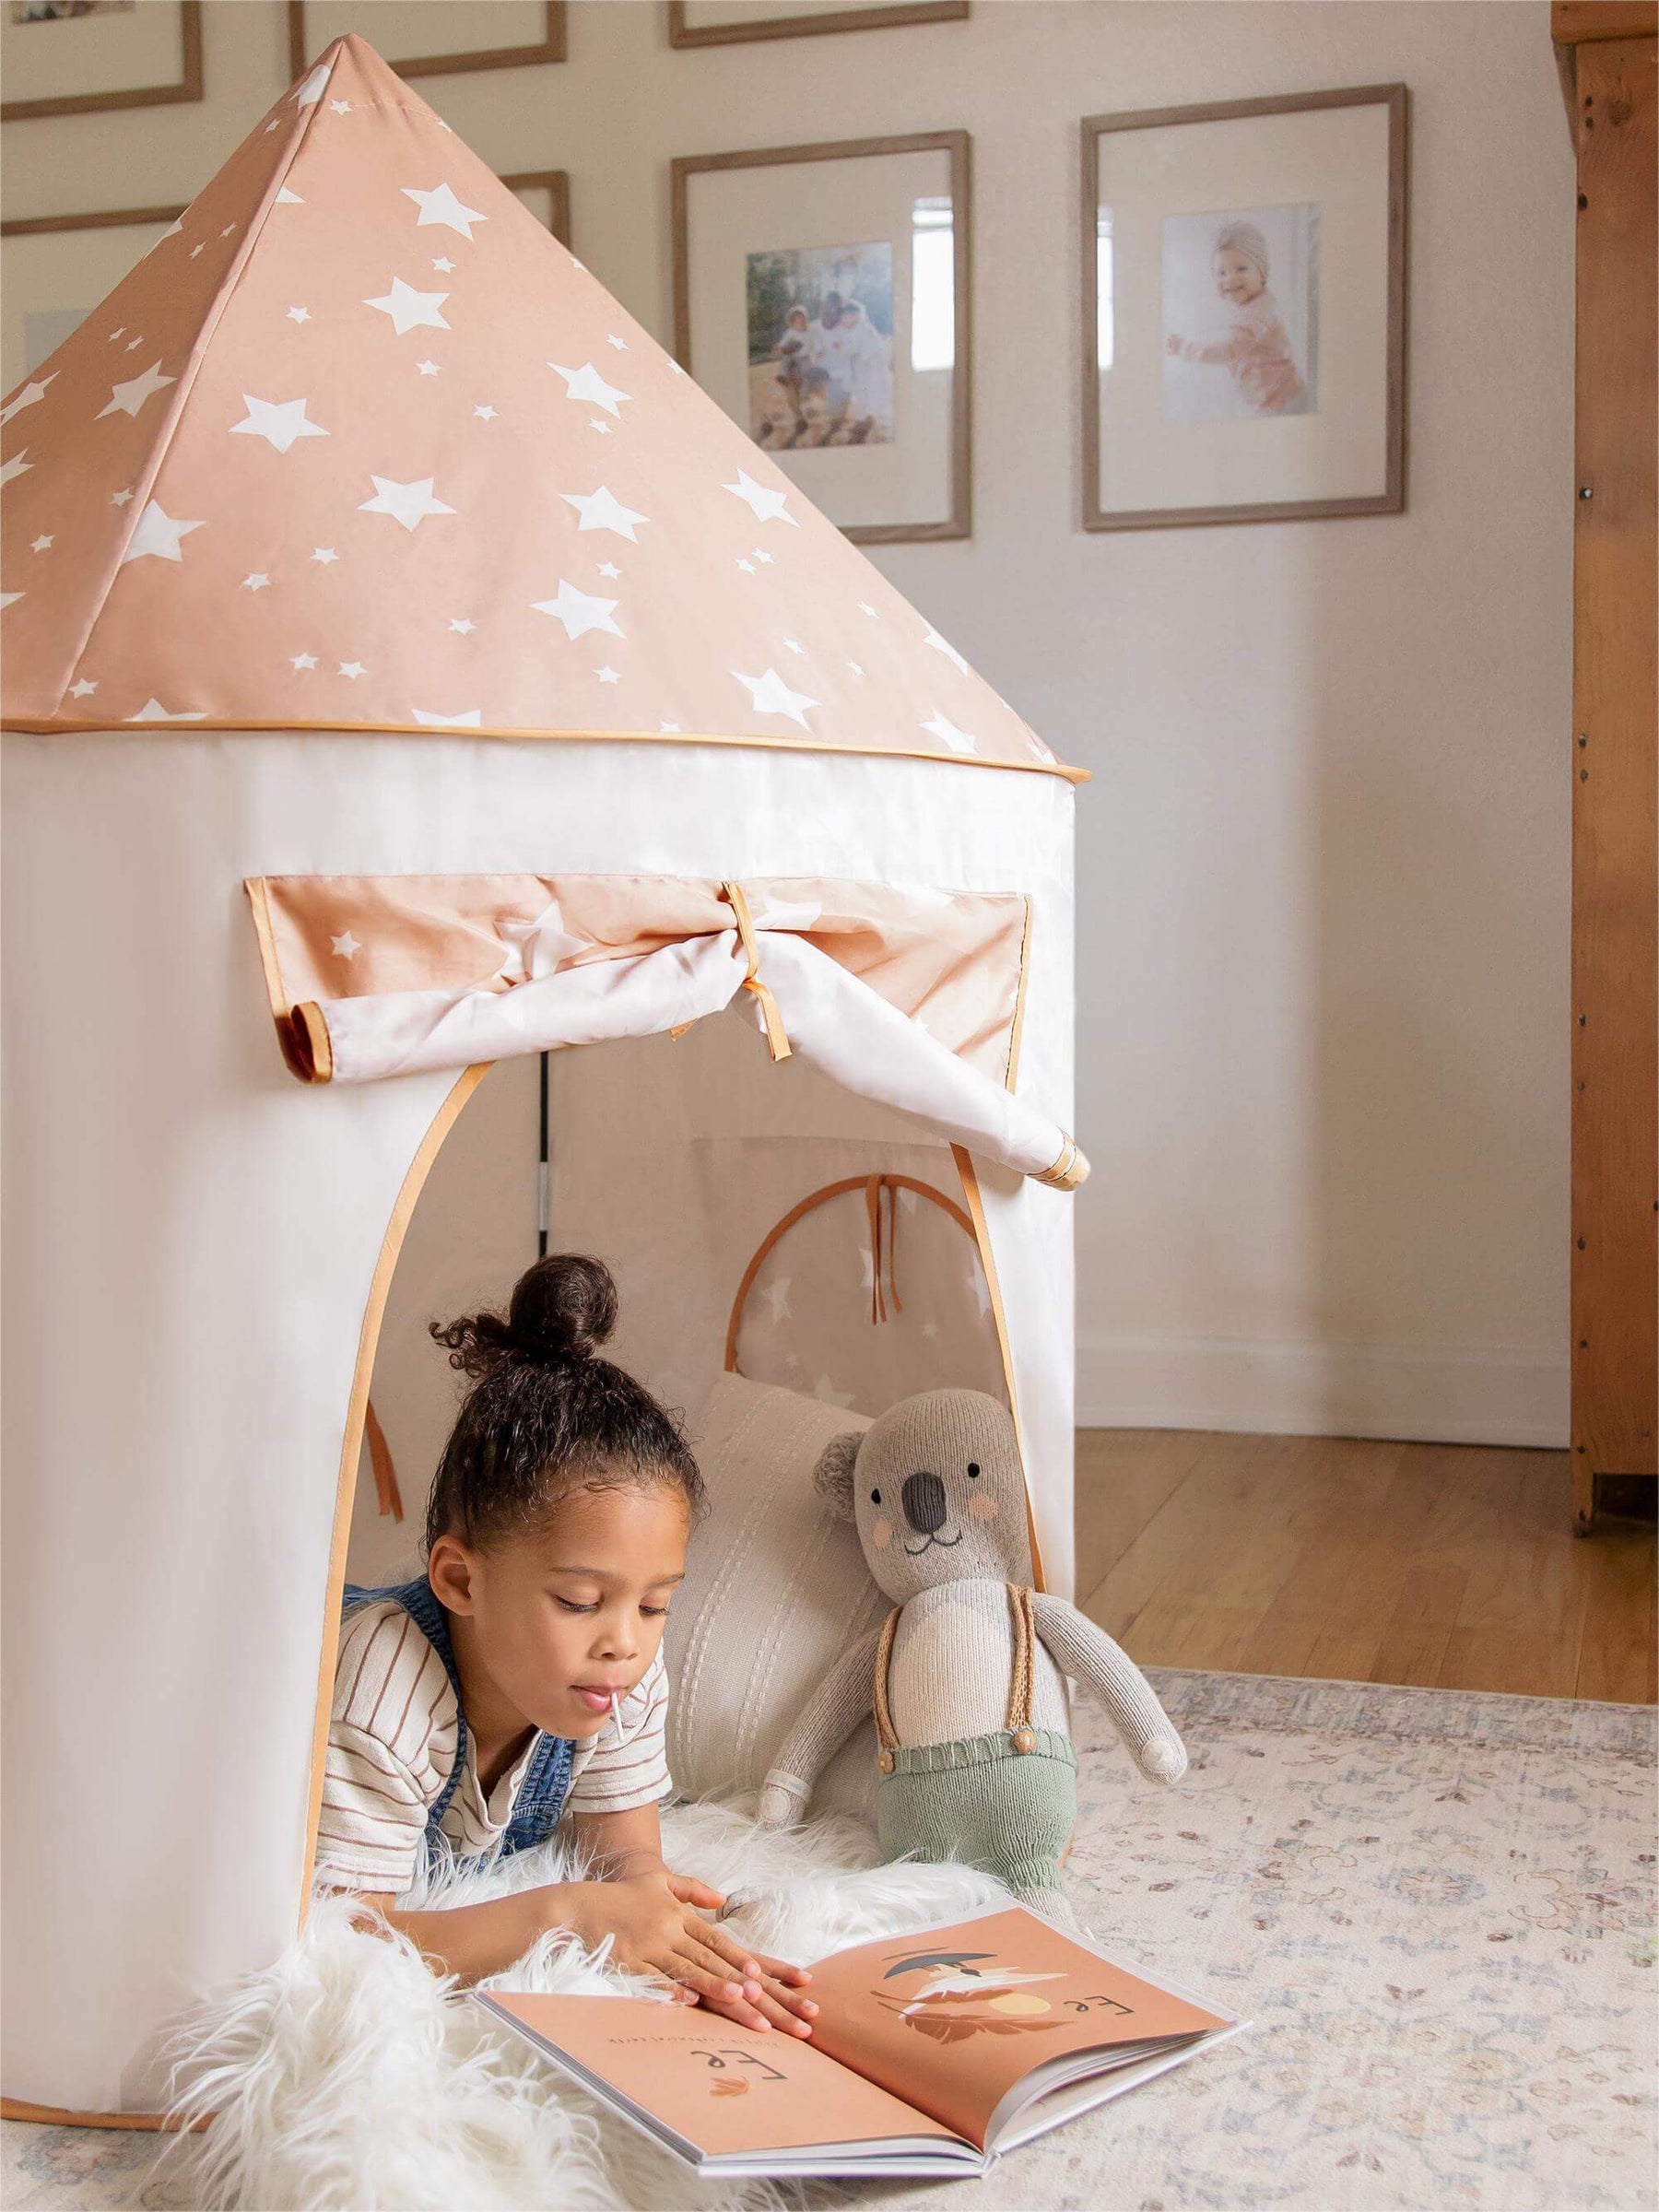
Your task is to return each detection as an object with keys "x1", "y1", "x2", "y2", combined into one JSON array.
[{"x1": 0, "y1": 36, "x2": 1075, "y2": 781}]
